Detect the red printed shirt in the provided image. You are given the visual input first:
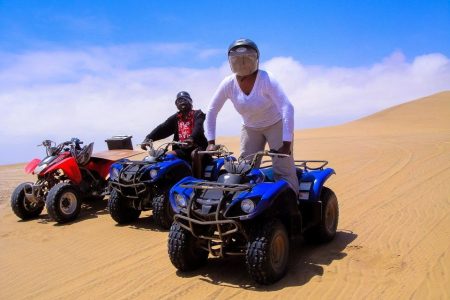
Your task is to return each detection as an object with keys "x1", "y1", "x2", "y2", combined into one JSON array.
[{"x1": 177, "y1": 111, "x2": 195, "y2": 142}]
